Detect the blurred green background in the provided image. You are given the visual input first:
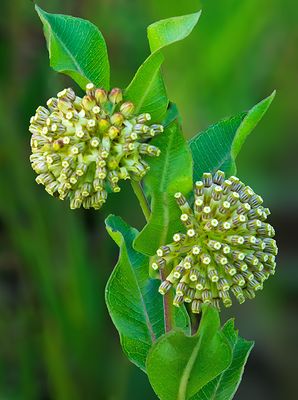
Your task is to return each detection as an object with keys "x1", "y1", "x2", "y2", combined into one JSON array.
[{"x1": 0, "y1": 0, "x2": 297, "y2": 398}]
